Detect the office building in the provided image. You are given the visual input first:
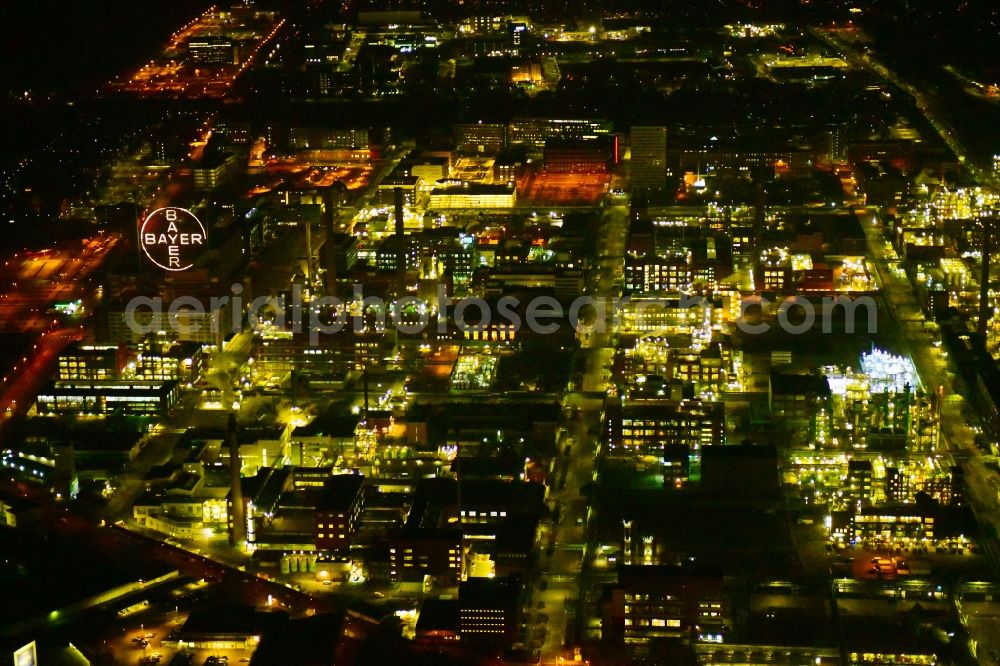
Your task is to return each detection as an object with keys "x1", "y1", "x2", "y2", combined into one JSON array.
[
  {"x1": 700, "y1": 444, "x2": 781, "y2": 500},
  {"x1": 254, "y1": 330, "x2": 396, "y2": 378},
  {"x1": 375, "y1": 235, "x2": 420, "y2": 272},
  {"x1": 409, "y1": 155, "x2": 451, "y2": 183},
  {"x1": 389, "y1": 530, "x2": 463, "y2": 582},
  {"x1": 187, "y1": 36, "x2": 235, "y2": 65},
  {"x1": 458, "y1": 576, "x2": 521, "y2": 644},
  {"x1": 669, "y1": 346, "x2": 728, "y2": 393},
  {"x1": 493, "y1": 148, "x2": 526, "y2": 183},
  {"x1": 376, "y1": 176, "x2": 420, "y2": 207},
  {"x1": 625, "y1": 254, "x2": 692, "y2": 293},
  {"x1": 57, "y1": 343, "x2": 127, "y2": 381},
  {"x1": 131, "y1": 335, "x2": 204, "y2": 383},
  {"x1": 193, "y1": 153, "x2": 239, "y2": 191},
  {"x1": 836, "y1": 506, "x2": 936, "y2": 545},
  {"x1": 322, "y1": 231, "x2": 359, "y2": 294},
  {"x1": 106, "y1": 295, "x2": 235, "y2": 347},
  {"x1": 315, "y1": 474, "x2": 365, "y2": 552},
  {"x1": 34, "y1": 380, "x2": 180, "y2": 417},
  {"x1": 620, "y1": 295, "x2": 725, "y2": 335},
  {"x1": 542, "y1": 137, "x2": 616, "y2": 173},
  {"x1": 459, "y1": 479, "x2": 545, "y2": 529},
  {"x1": 630, "y1": 126, "x2": 668, "y2": 190},
  {"x1": 509, "y1": 117, "x2": 613, "y2": 155},
  {"x1": 602, "y1": 565, "x2": 727, "y2": 644},
  {"x1": 662, "y1": 444, "x2": 691, "y2": 488},
  {"x1": 288, "y1": 127, "x2": 369, "y2": 150},
  {"x1": 605, "y1": 399, "x2": 725, "y2": 457},
  {"x1": 847, "y1": 459, "x2": 874, "y2": 508},
  {"x1": 454, "y1": 123, "x2": 507, "y2": 155},
  {"x1": 429, "y1": 183, "x2": 516, "y2": 209},
  {"x1": 769, "y1": 373, "x2": 832, "y2": 424}
]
